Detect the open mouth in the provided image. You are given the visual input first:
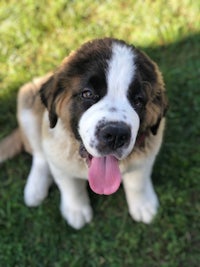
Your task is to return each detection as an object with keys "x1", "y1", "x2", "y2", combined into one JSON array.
[{"x1": 79, "y1": 144, "x2": 122, "y2": 195}]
